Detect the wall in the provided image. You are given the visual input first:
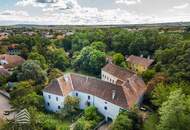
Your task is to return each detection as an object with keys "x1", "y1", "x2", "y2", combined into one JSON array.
[
  {"x1": 101, "y1": 70, "x2": 118, "y2": 84},
  {"x1": 128, "y1": 63, "x2": 147, "y2": 74},
  {"x1": 43, "y1": 91, "x2": 65, "y2": 112},
  {"x1": 72, "y1": 91, "x2": 121, "y2": 120}
]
